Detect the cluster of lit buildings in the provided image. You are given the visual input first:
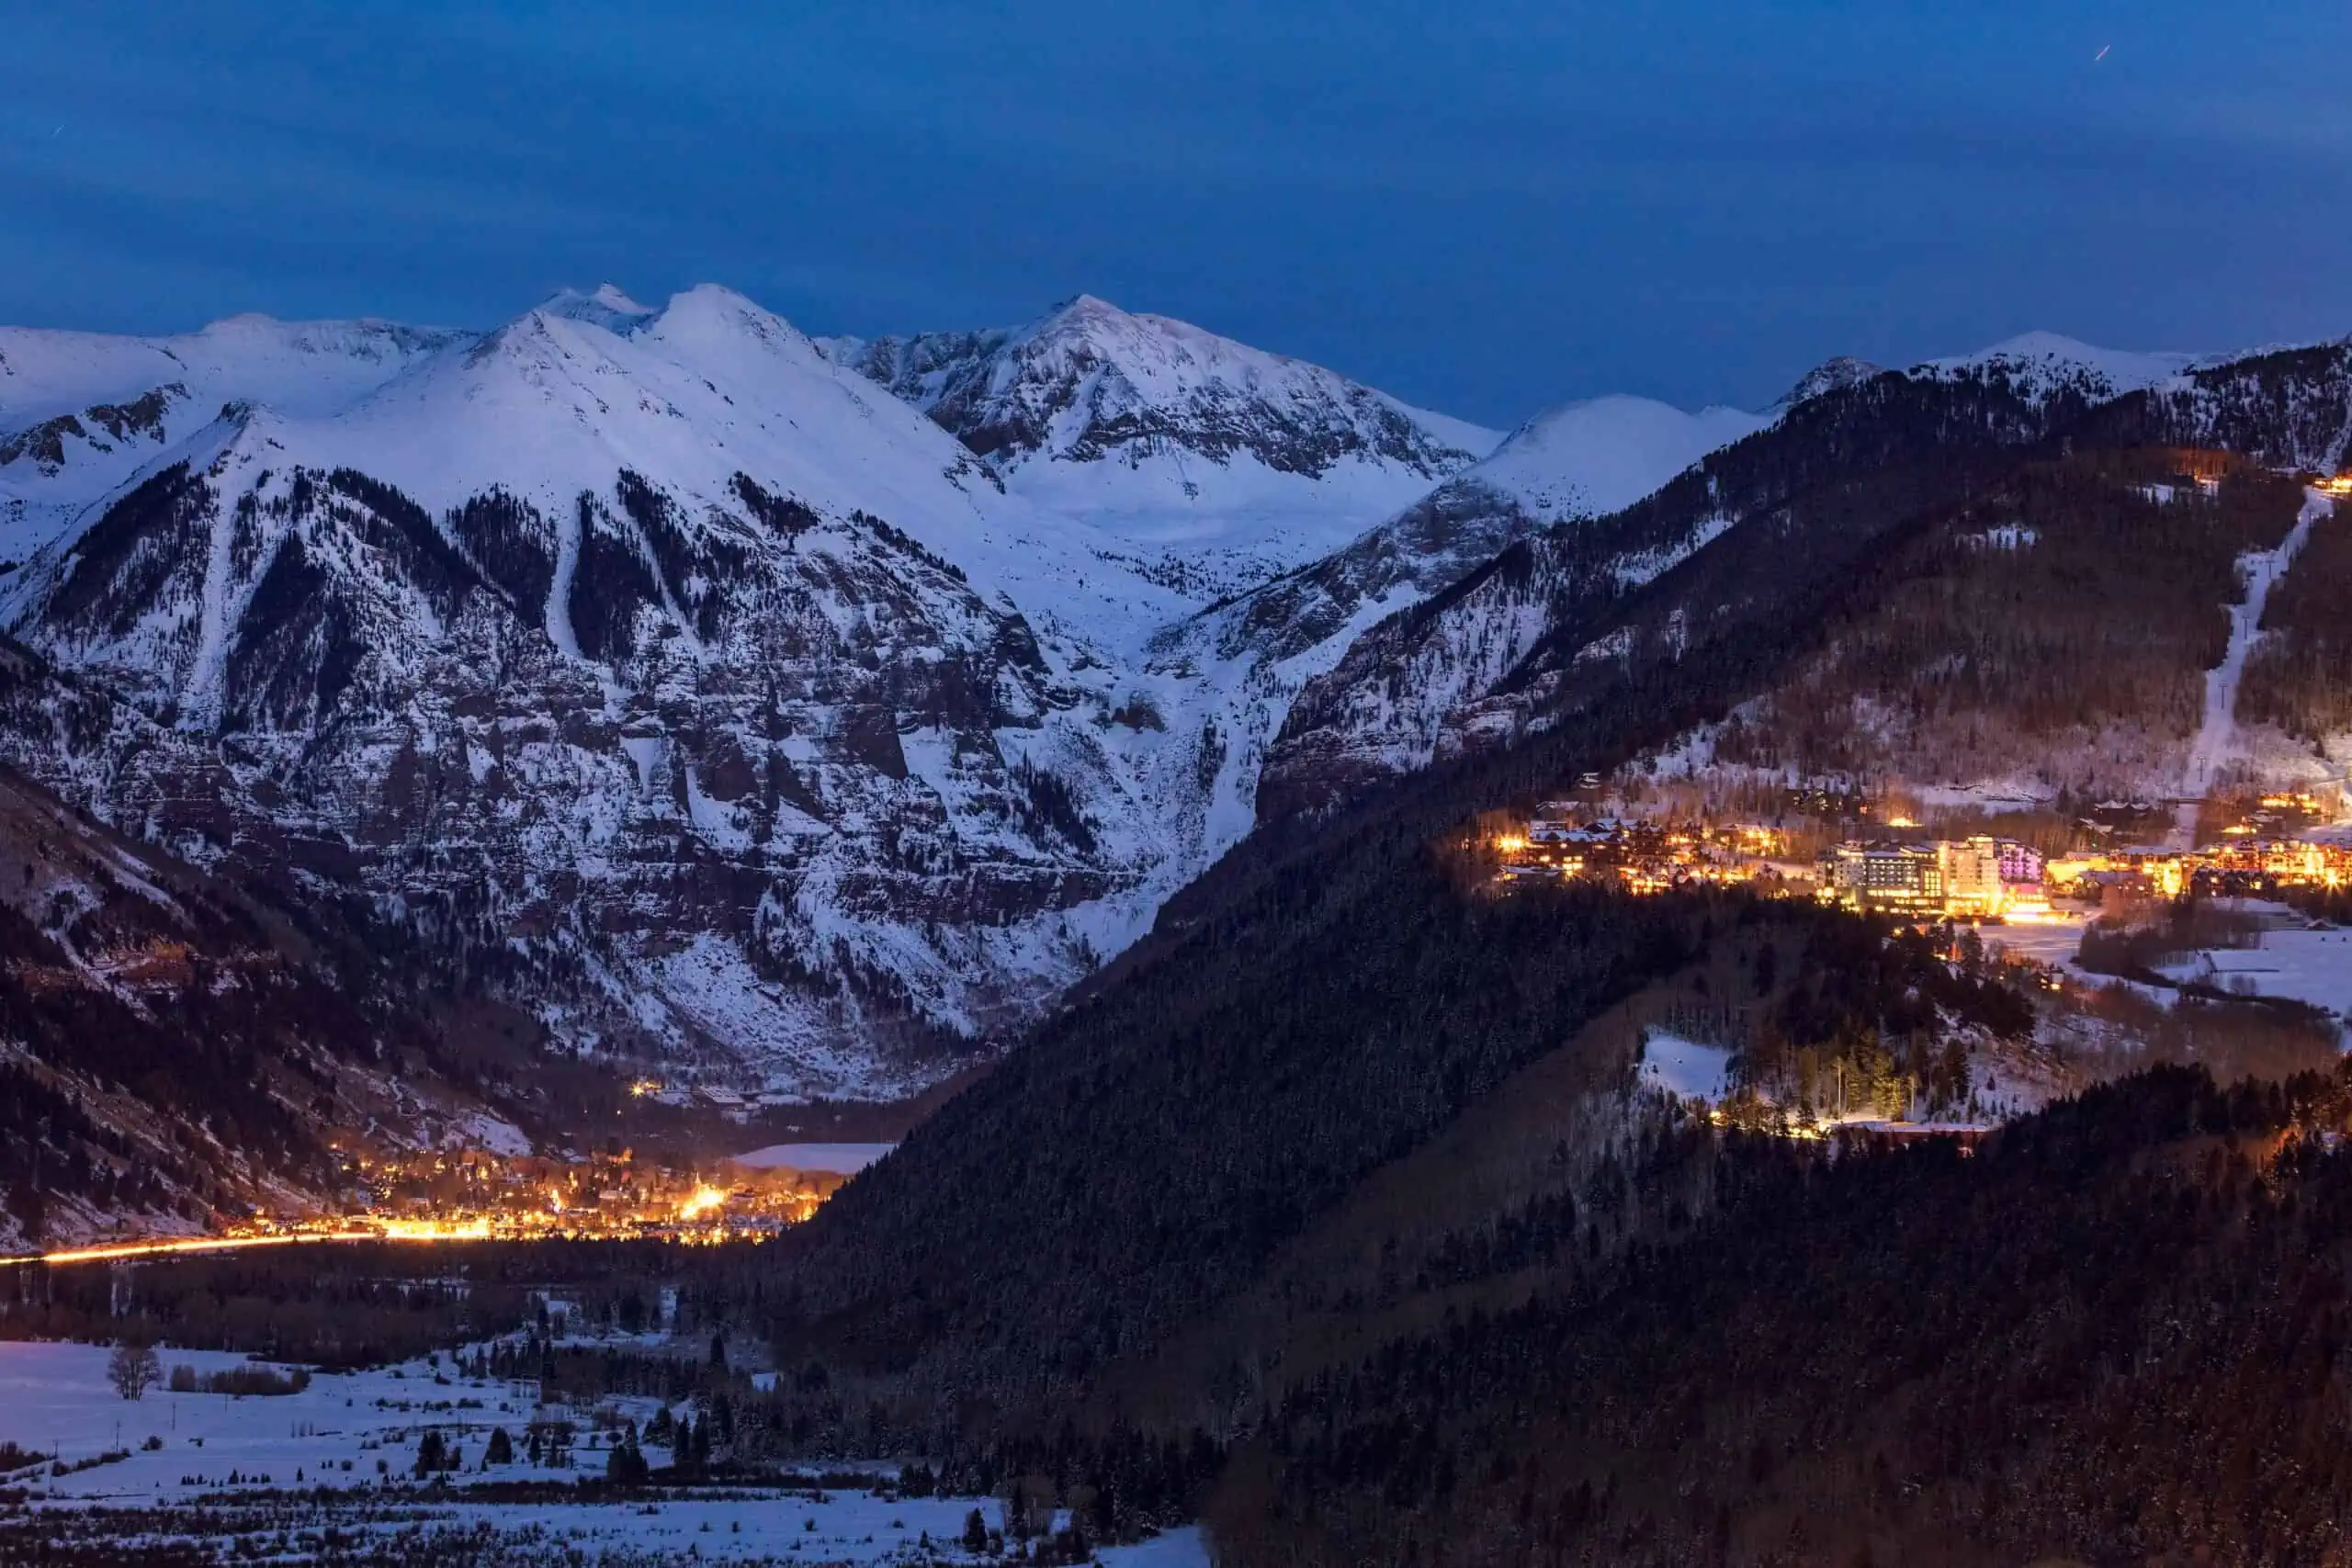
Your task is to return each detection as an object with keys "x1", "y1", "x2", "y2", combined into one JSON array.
[
  {"x1": 2045, "y1": 839, "x2": 2352, "y2": 903},
  {"x1": 1496, "y1": 815, "x2": 1792, "y2": 893},
  {"x1": 313, "y1": 1144, "x2": 846, "y2": 1245},
  {"x1": 1494, "y1": 787, "x2": 2351, "y2": 924},
  {"x1": 4, "y1": 1134, "x2": 867, "y2": 1269},
  {"x1": 1822, "y1": 835, "x2": 2052, "y2": 919}
]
